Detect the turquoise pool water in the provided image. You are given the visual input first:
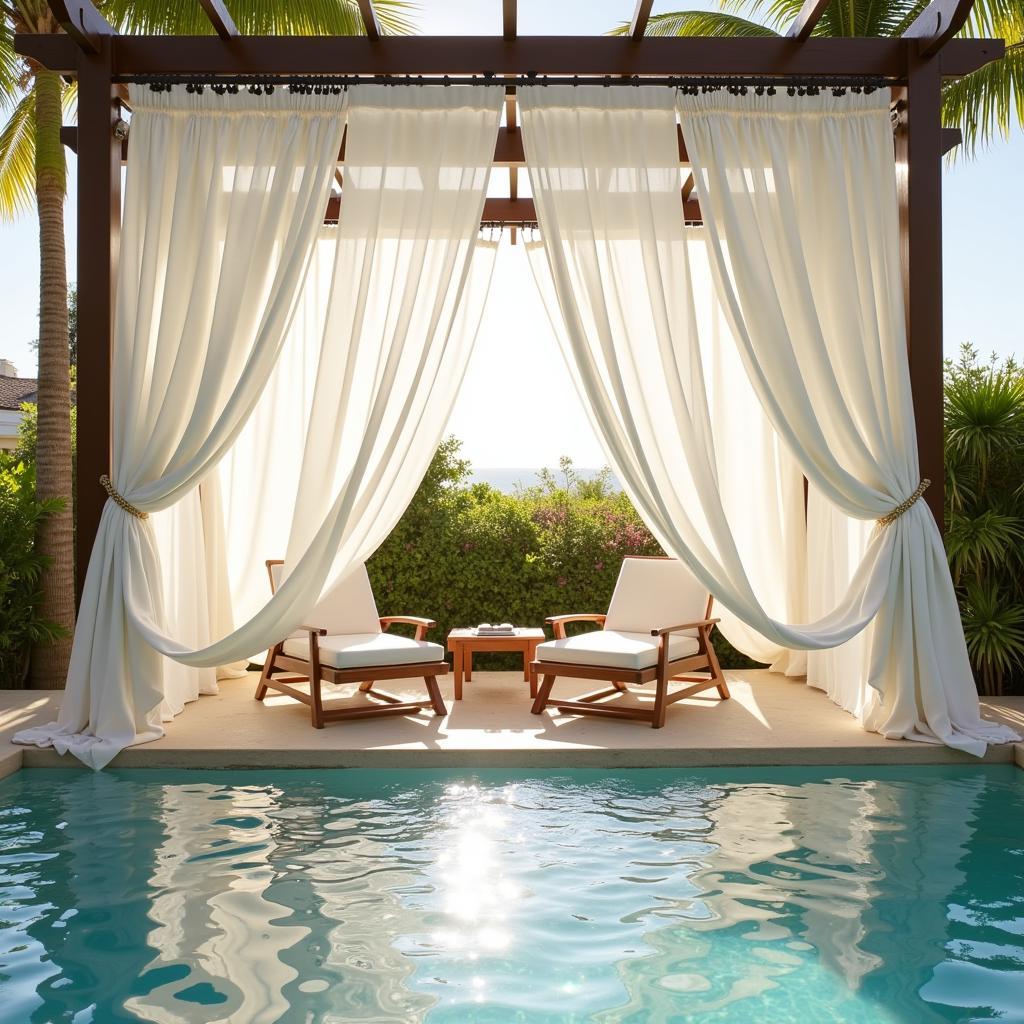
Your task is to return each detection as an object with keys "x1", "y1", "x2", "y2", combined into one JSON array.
[{"x1": 1, "y1": 766, "x2": 1022, "y2": 1023}]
